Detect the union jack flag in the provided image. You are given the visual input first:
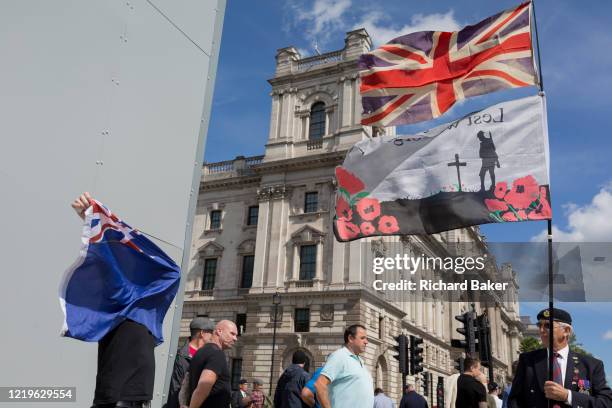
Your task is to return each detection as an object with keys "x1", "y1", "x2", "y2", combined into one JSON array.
[
  {"x1": 359, "y1": 2, "x2": 537, "y2": 127},
  {"x1": 88, "y1": 200, "x2": 143, "y2": 253}
]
